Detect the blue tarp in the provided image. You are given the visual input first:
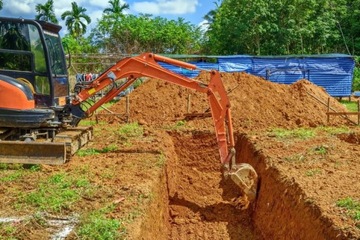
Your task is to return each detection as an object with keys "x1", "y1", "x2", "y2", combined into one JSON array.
[{"x1": 160, "y1": 54, "x2": 355, "y2": 97}]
